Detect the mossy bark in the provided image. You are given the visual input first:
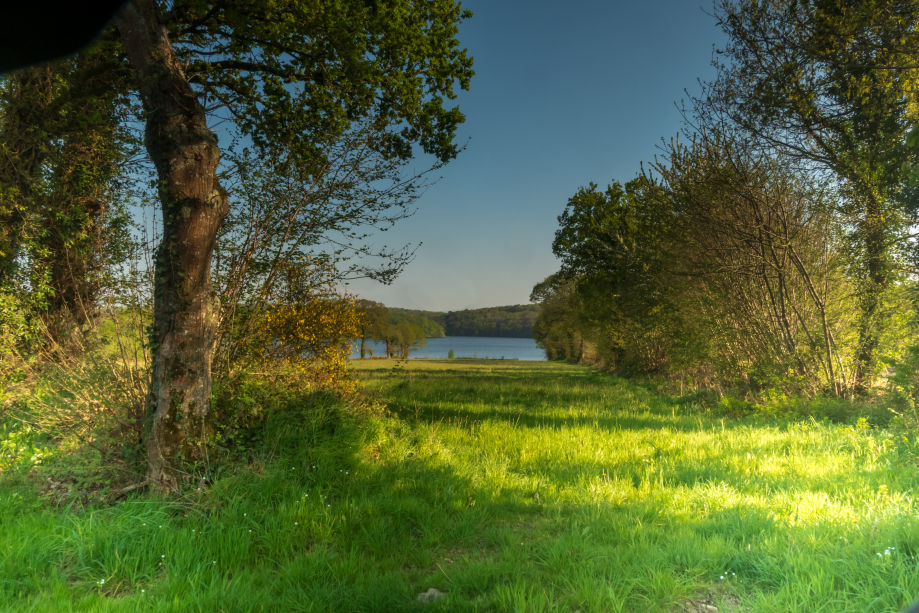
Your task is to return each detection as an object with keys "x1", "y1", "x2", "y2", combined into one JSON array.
[{"x1": 116, "y1": 0, "x2": 228, "y2": 492}]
